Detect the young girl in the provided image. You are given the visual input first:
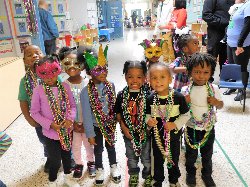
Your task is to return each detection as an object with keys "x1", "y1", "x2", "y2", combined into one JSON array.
[
  {"x1": 114, "y1": 61, "x2": 151, "y2": 187},
  {"x1": 59, "y1": 46, "x2": 96, "y2": 179},
  {"x1": 146, "y1": 62, "x2": 190, "y2": 187},
  {"x1": 17, "y1": 45, "x2": 50, "y2": 171},
  {"x1": 30, "y1": 56, "x2": 79, "y2": 187},
  {"x1": 183, "y1": 53, "x2": 223, "y2": 187},
  {"x1": 80, "y1": 45, "x2": 121, "y2": 186},
  {"x1": 170, "y1": 34, "x2": 200, "y2": 92}
]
